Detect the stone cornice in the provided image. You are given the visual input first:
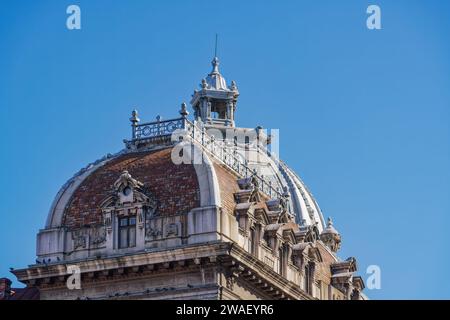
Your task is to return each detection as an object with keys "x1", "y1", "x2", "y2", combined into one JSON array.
[
  {"x1": 225, "y1": 243, "x2": 313, "y2": 300},
  {"x1": 12, "y1": 242, "x2": 230, "y2": 284},
  {"x1": 12, "y1": 241, "x2": 313, "y2": 300}
]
